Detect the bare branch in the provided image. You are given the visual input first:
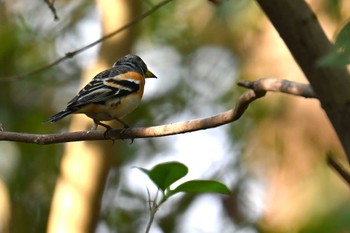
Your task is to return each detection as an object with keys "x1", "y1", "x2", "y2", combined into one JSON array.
[
  {"x1": 0, "y1": 78, "x2": 314, "y2": 145},
  {"x1": 238, "y1": 78, "x2": 316, "y2": 98},
  {"x1": 0, "y1": 89, "x2": 264, "y2": 144},
  {"x1": 44, "y1": 0, "x2": 59, "y2": 21},
  {"x1": 0, "y1": 130, "x2": 101, "y2": 145},
  {"x1": 0, "y1": 0, "x2": 173, "y2": 82},
  {"x1": 327, "y1": 153, "x2": 350, "y2": 187}
]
